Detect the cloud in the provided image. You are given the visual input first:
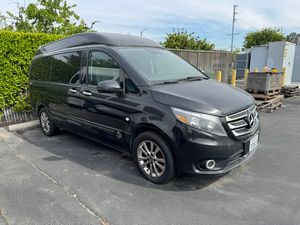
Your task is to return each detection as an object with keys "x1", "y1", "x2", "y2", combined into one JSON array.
[{"x1": 1, "y1": 0, "x2": 300, "y2": 49}]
